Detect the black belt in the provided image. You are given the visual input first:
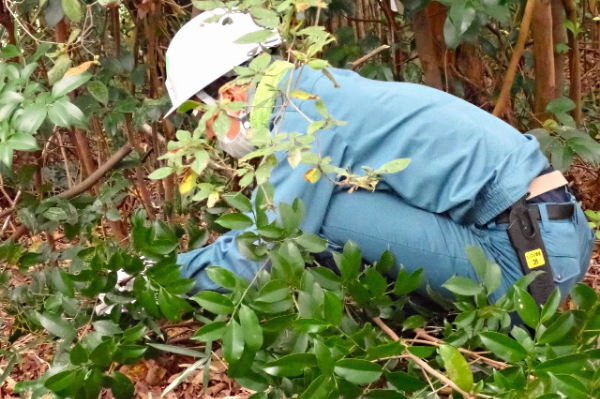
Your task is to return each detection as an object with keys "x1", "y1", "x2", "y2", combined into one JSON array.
[
  {"x1": 495, "y1": 203, "x2": 574, "y2": 224},
  {"x1": 500, "y1": 196, "x2": 575, "y2": 306}
]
